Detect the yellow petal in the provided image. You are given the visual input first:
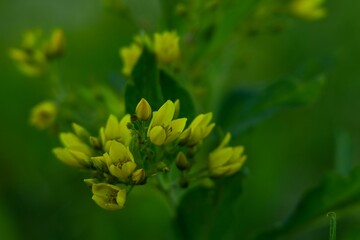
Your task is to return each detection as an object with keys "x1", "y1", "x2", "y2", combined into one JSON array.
[
  {"x1": 105, "y1": 115, "x2": 120, "y2": 140},
  {"x1": 217, "y1": 132, "x2": 231, "y2": 150},
  {"x1": 210, "y1": 165, "x2": 232, "y2": 178},
  {"x1": 60, "y1": 132, "x2": 92, "y2": 156},
  {"x1": 109, "y1": 141, "x2": 128, "y2": 163},
  {"x1": 165, "y1": 118, "x2": 187, "y2": 144},
  {"x1": 116, "y1": 188, "x2": 127, "y2": 208},
  {"x1": 149, "y1": 126, "x2": 166, "y2": 146},
  {"x1": 202, "y1": 123, "x2": 215, "y2": 139},
  {"x1": 68, "y1": 149, "x2": 91, "y2": 166},
  {"x1": 152, "y1": 100, "x2": 175, "y2": 127},
  {"x1": 109, "y1": 161, "x2": 136, "y2": 180},
  {"x1": 72, "y1": 123, "x2": 90, "y2": 139},
  {"x1": 208, "y1": 147, "x2": 233, "y2": 169},
  {"x1": 118, "y1": 114, "x2": 132, "y2": 146}
]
